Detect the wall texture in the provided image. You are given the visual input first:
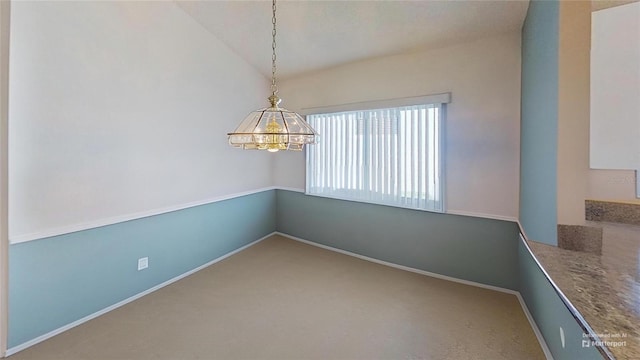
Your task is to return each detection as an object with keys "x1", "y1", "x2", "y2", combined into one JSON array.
[
  {"x1": 274, "y1": 33, "x2": 522, "y2": 220},
  {"x1": 8, "y1": 1, "x2": 273, "y2": 242},
  {"x1": 520, "y1": 0, "x2": 559, "y2": 245}
]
